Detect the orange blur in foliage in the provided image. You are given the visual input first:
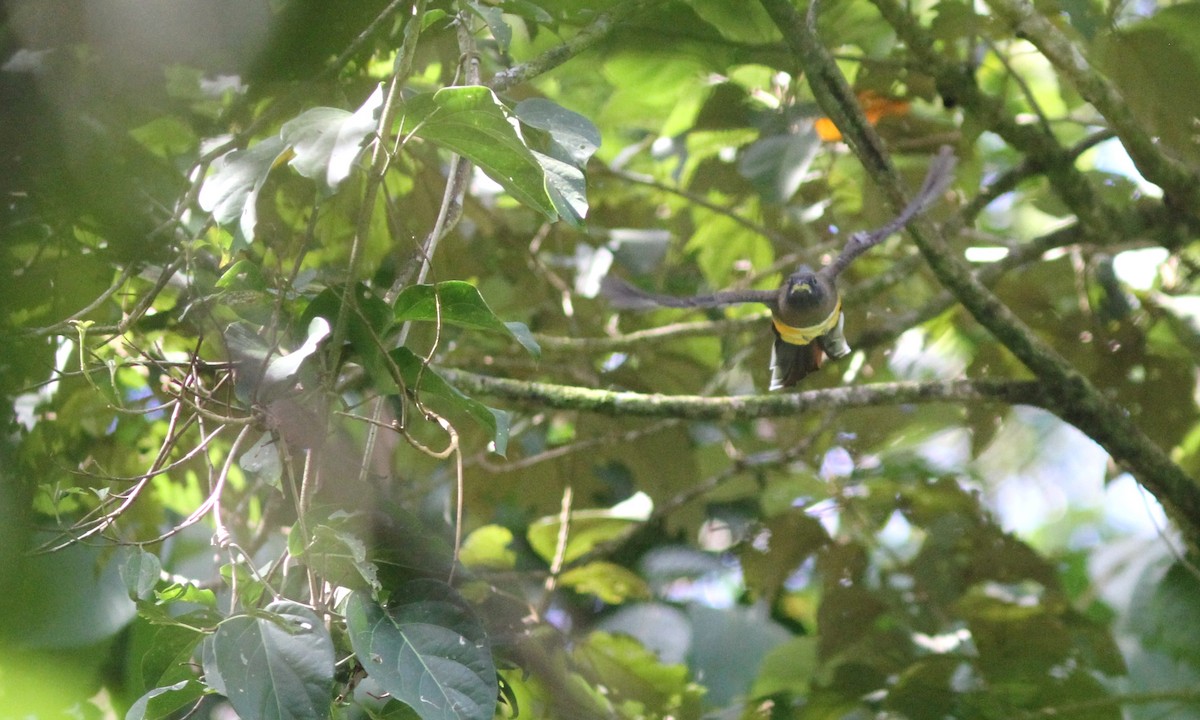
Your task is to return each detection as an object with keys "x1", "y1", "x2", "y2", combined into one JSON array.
[{"x1": 815, "y1": 91, "x2": 911, "y2": 141}]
